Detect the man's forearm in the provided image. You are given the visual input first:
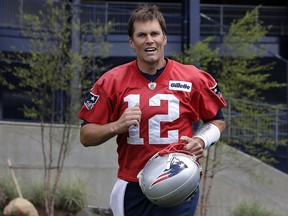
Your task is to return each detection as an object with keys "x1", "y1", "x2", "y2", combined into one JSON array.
[{"x1": 80, "y1": 122, "x2": 118, "y2": 147}]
